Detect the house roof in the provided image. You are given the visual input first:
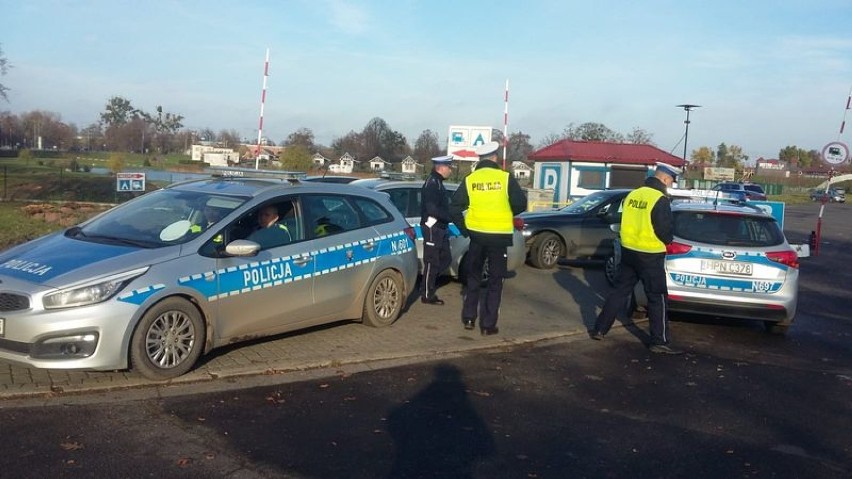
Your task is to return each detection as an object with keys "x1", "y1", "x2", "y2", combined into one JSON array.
[{"x1": 528, "y1": 140, "x2": 685, "y2": 167}]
